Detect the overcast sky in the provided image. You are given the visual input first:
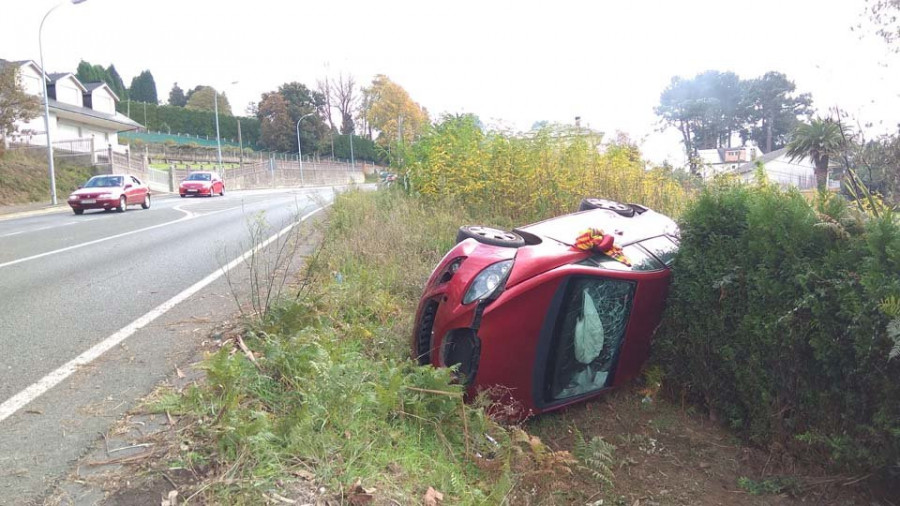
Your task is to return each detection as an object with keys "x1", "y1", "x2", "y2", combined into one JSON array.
[{"x1": 2, "y1": 0, "x2": 898, "y2": 163}]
